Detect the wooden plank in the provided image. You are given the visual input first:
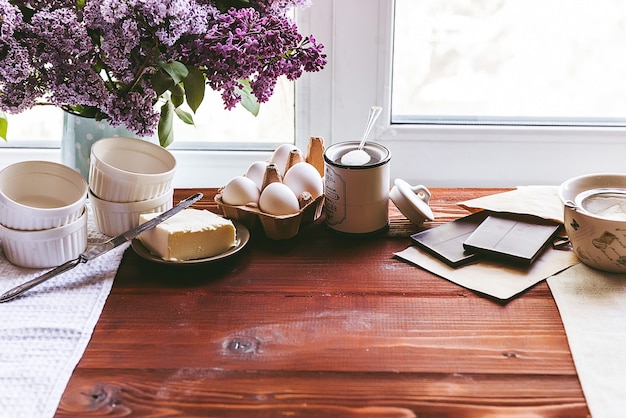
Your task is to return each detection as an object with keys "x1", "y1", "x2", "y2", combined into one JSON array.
[
  {"x1": 55, "y1": 188, "x2": 590, "y2": 416},
  {"x1": 59, "y1": 370, "x2": 587, "y2": 417},
  {"x1": 80, "y1": 293, "x2": 576, "y2": 375}
]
